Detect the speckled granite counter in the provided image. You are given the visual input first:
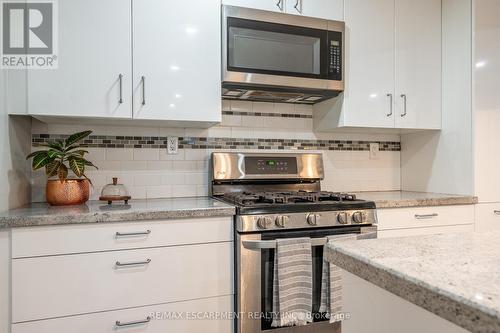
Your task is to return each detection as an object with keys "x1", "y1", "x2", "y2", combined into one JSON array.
[
  {"x1": 354, "y1": 191, "x2": 477, "y2": 208},
  {"x1": 325, "y1": 232, "x2": 500, "y2": 333},
  {"x1": 0, "y1": 197, "x2": 235, "y2": 229}
]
